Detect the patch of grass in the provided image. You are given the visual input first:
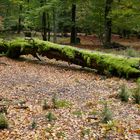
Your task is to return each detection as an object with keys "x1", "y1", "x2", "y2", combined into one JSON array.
[
  {"x1": 52, "y1": 94, "x2": 72, "y2": 109},
  {"x1": 101, "y1": 103, "x2": 112, "y2": 123},
  {"x1": 55, "y1": 100, "x2": 72, "y2": 108},
  {"x1": 101, "y1": 120, "x2": 118, "y2": 138},
  {"x1": 56, "y1": 131, "x2": 66, "y2": 138},
  {"x1": 119, "y1": 84, "x2": 130, "y2": 102},
  {"x1": 80, "y1": 128, "x2": 90, "y2": 138},
  {"x1": 52, "y1": 94, "x2": 58, "y2": 109},
  {"x1": 89, "y1": 109, "x2": 98, "y2": 116},
  {"x1": 31, "y1": 119, "x2": 37, "y2": 130},
  {"x1": 72, "y1": 110, "x2": 83, "y2": 117},
  {"x1": 42, "y1": 99, "x2": 50, "y2": 110},
  {"x1": 125, "y1": 48, "x2": 139, "y2": 57},
  {"x1": 137, "y1": 78, "x2": 140, "y2": 83},
  {"x1": 0, "y1": 113, "x2": 8, "y2": 129},
  {"x1": 132, "y1": 82, "x2": 140, "y2": 104},
  {"x1": 45, "y1": 112, "x2": 56, "y2": 122}
]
